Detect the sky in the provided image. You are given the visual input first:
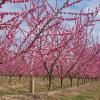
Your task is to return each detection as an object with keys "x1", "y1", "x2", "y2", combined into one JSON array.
[{"x1": 0, "y1": 0, "x2": 100, "y2": 41}]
